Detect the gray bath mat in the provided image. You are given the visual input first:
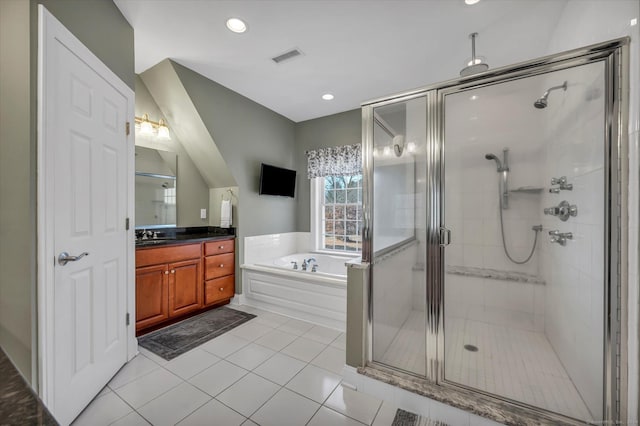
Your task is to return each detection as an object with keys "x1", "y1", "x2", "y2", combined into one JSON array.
[
  {"x1": 138, "y1": 307, "x2": 256, "y2": 360},
  {"x1": 391, "y1": 409, "x2": 448, "y2": 426}
]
